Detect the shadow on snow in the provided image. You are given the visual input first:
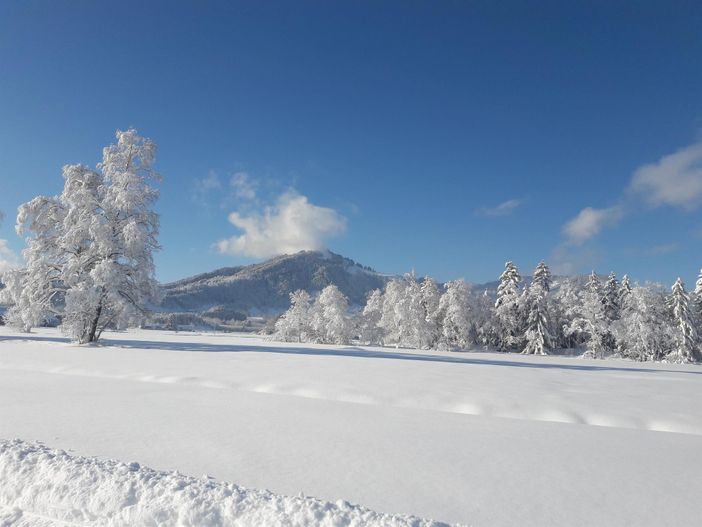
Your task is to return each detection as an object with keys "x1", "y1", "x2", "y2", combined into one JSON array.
[{"x1": 2, "y1": 332, "x2": 699, "y2": 376}]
